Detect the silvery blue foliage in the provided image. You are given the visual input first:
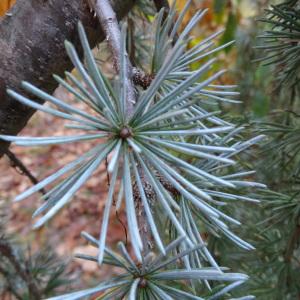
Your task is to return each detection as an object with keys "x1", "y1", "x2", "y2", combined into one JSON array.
[
  {"x1": 0, "y1": 1, "x2": 265, "y2": 298},
  {"x1": 47, "y1": 232, "x2": 251, "y2": 300}
]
